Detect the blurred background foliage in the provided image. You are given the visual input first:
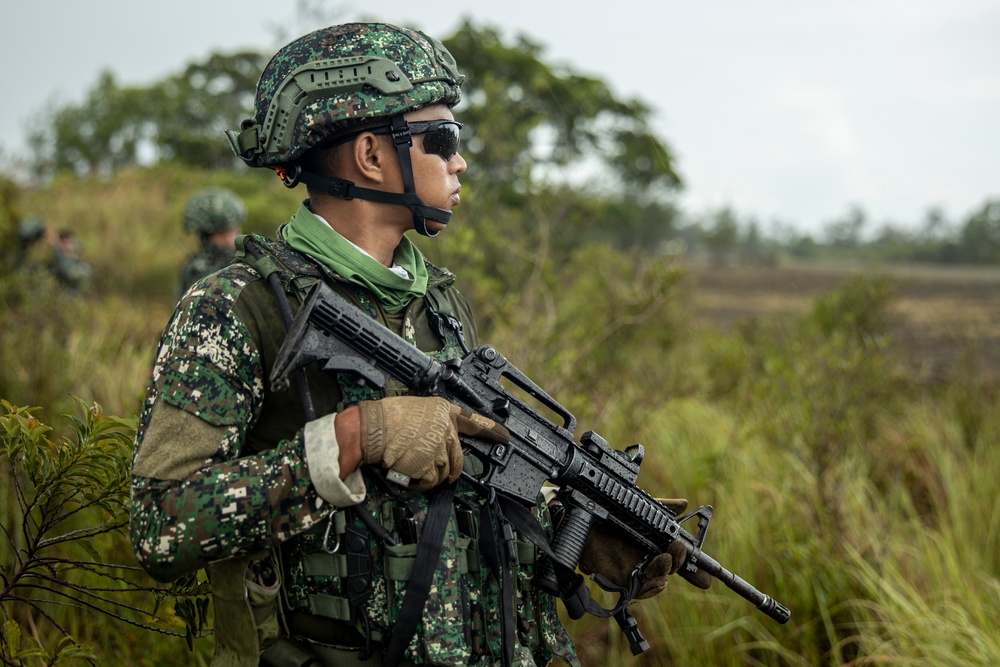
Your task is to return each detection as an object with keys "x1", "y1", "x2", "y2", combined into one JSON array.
[{"x1": 1, "y1": 17, "x2": 998, "y2": 667}]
